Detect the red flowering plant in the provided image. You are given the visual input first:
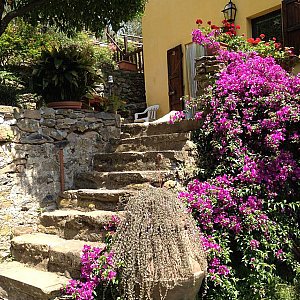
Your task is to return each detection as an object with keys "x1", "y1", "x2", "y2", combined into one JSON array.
[
  {"x1": 192, "y1": 19, "x2": 242, "y2": 53},
  {"x1": 193, "y1": 18, "x2": 298, "y2": 71},
  {"x1": 192, "y1": 19, "x2": 223, "y2": 53},
  {"x1": 245, "y1": 35, "x2": 298, "y2": 71}
]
